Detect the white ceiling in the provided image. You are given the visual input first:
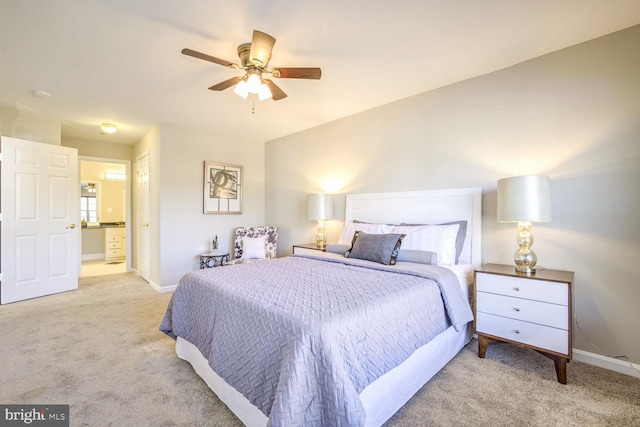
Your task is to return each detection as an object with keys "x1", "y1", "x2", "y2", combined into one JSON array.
[{"x1": 1, "y1": 0, "x2": 639, "y2": 145}]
